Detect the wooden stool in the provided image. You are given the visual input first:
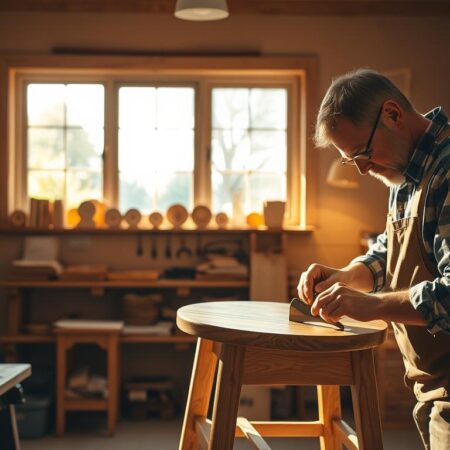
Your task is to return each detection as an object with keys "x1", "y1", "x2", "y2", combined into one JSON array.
[
  {"x1": 177, "y1": 301, "x2": 387, "y2": 450},
  {"x1": 55, "y1": 328, "x2": 120, "y2": 436}
]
